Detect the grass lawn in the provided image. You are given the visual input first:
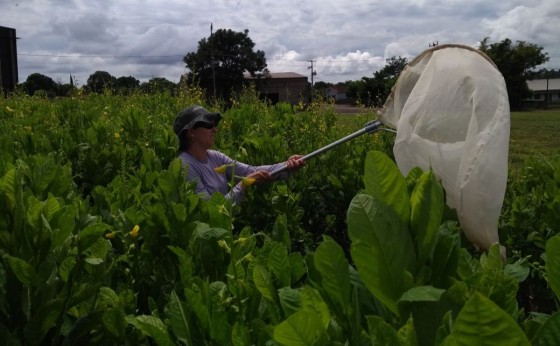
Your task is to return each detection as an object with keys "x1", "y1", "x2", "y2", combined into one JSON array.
[
  {"x1": 335, "y1": 107, "x2": 560, "y2": 171},
  {"x1": 509, "y1": 109, "x2": 560, "y2": 168}
]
